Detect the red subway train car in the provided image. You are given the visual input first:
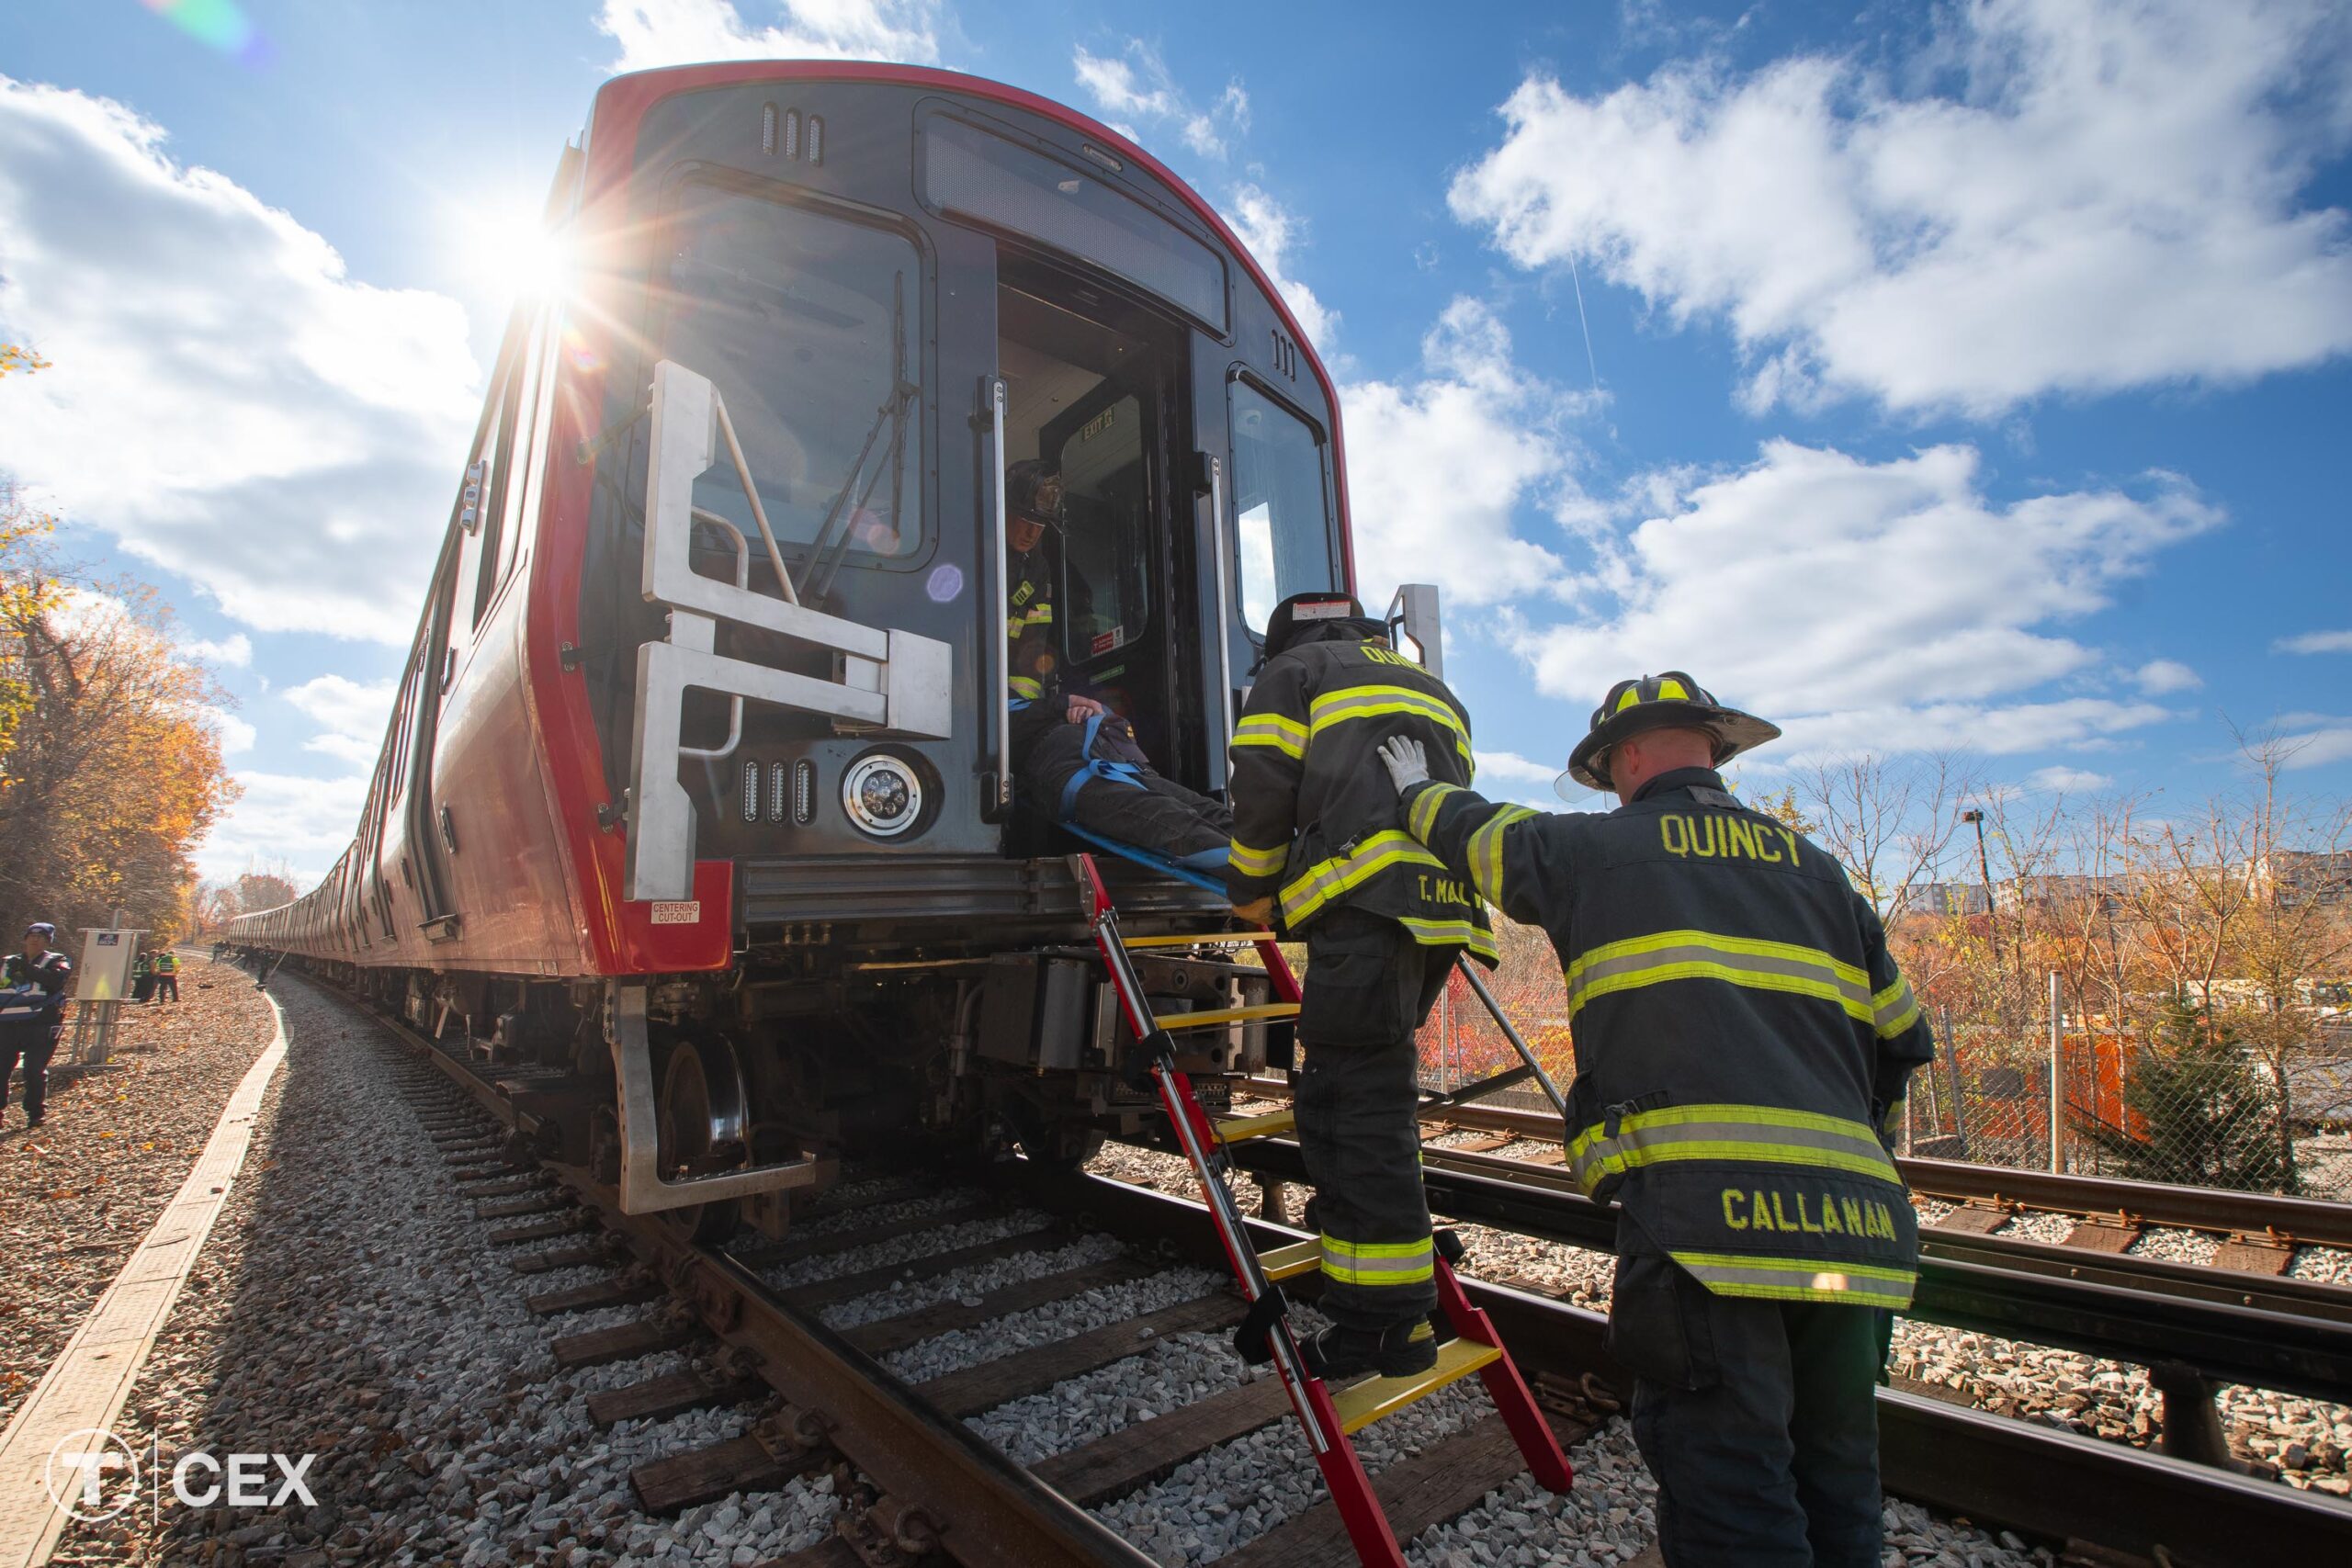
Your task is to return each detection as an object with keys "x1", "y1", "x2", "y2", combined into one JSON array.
[{"x1": 230, "y1": 61, "x2": 1435, "y2": 1237}]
